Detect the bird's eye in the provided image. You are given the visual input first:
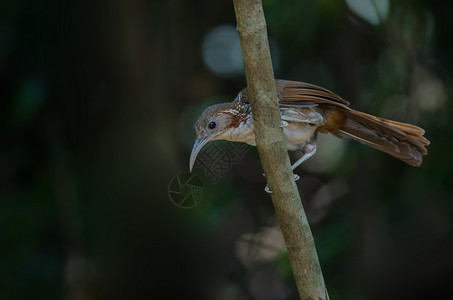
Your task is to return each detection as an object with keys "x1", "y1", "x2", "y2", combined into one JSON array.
[{"x1": 208, "y1": 121, "x2": 216, "y2": 129}]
